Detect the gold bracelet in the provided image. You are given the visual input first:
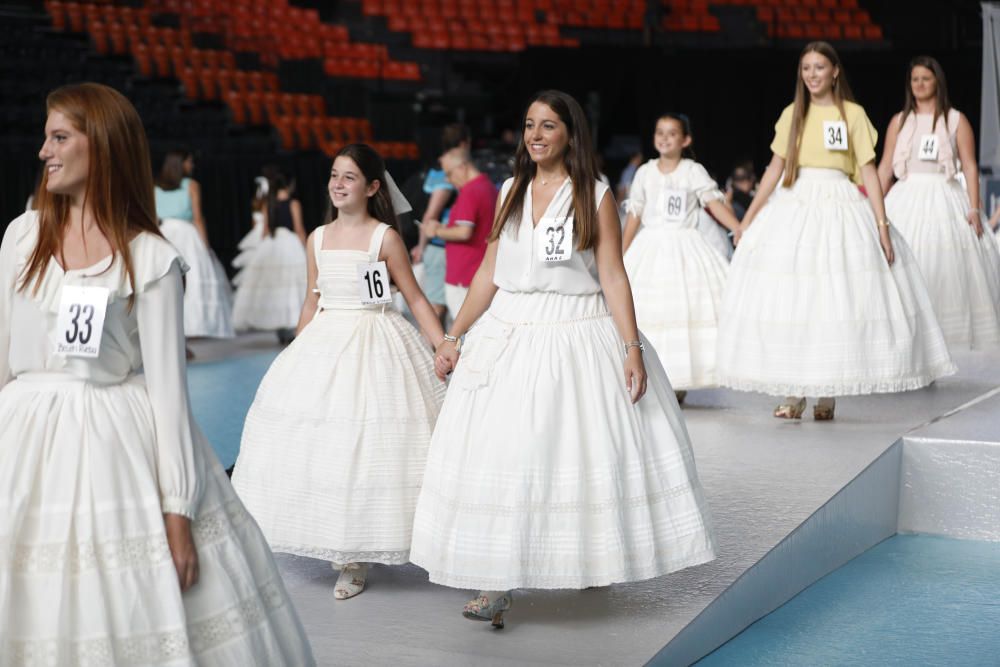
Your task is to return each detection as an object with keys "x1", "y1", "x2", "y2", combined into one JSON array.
[{"x1": 876, "y1": 218, "x2": 890, "y2": 228}]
